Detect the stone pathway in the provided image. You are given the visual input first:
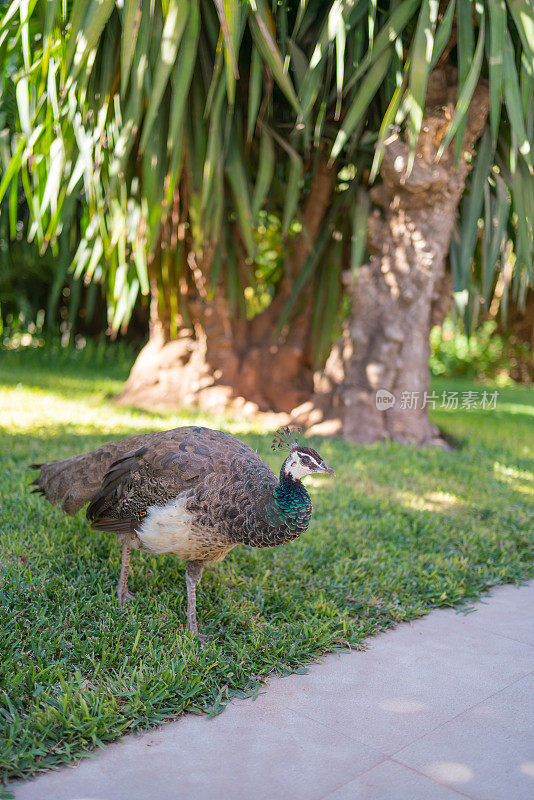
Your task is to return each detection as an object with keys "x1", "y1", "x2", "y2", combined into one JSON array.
[{"x1": 13, "y1": 582, "x2": 534, "y2": 800}]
